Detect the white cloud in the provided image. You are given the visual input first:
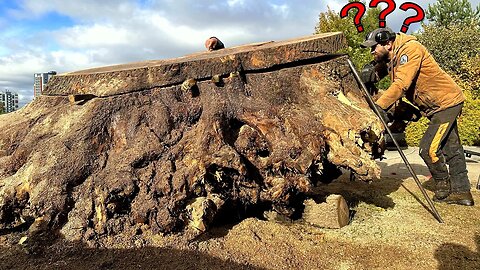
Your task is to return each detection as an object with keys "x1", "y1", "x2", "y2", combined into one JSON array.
[
  {"x1": 0, "y1": 53, "x2": 47, "y2": 103},
  {"x1": 14, "y1": 0, "x2": 136, "y2": 20},
  {"x1": 50, "y1": 50, "x2": 100, "y2": 69},
  {"x1": 0, "y1": 53, "x2": 48, "y2": 81},
  {"x1": 227, "y1": 0, "x2": 245, "y2": 8},
  {"x1": 325, "y1": 1, "x2": 343, "y2": 12},
  {"x1": 270, "y1": 3, "x2": 290, "y2": 18},
  {"x1": 56, "y1": 24, "x2": 132, "y2": 48},
  {"x1": 6, "y1": 0, "x2": 478, "y2": 108},
  {"x1": 0, "y1": 0, "x2": 334, "y2": 108}
]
